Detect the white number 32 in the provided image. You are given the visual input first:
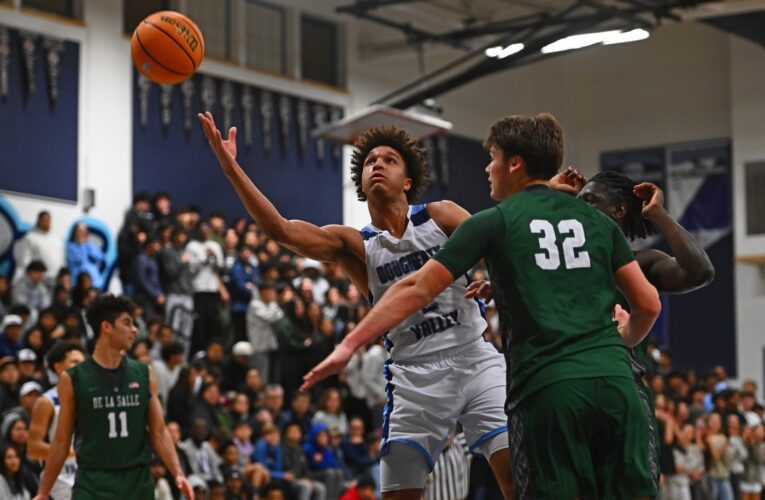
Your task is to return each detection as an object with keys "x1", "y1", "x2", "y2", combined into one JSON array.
[{"x1": 529, "y1": 219, "x2": 591, "y2": 270}]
